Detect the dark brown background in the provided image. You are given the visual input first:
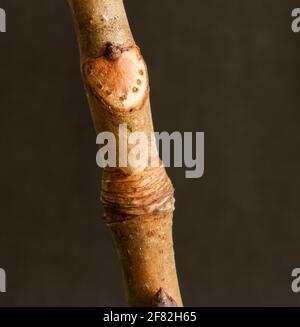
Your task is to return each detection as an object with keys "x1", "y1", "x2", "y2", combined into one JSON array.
[{"x1": 0, "y1": 0, "x2": 300, "y2": 306}]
